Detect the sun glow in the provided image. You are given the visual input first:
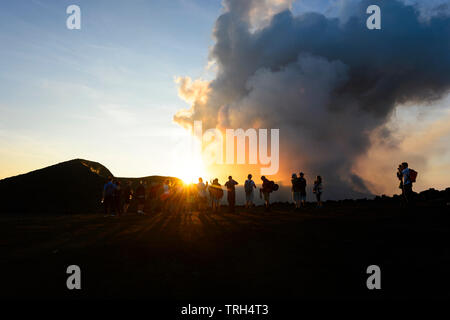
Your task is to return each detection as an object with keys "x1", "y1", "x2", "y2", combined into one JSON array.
[
  {"x1": 170, "y1": 129, "x2": 209, "y2": 184},
  {"x1": 177, "y1": 157, "x2": 208, "y2": 184}
]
